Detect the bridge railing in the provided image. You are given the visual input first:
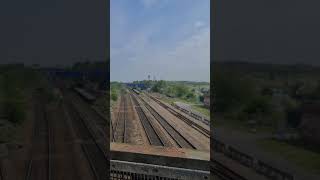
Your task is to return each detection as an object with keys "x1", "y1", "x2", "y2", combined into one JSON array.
[
  {"x1": 212, "y1": 138, "x2": 294, "y2": 180},
  {"x1": 110, "y1": 143, "x2": 210, "y2": 180},
  {"x1": 110, "y1": 160, "x2": 210, "y2": 180}
]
